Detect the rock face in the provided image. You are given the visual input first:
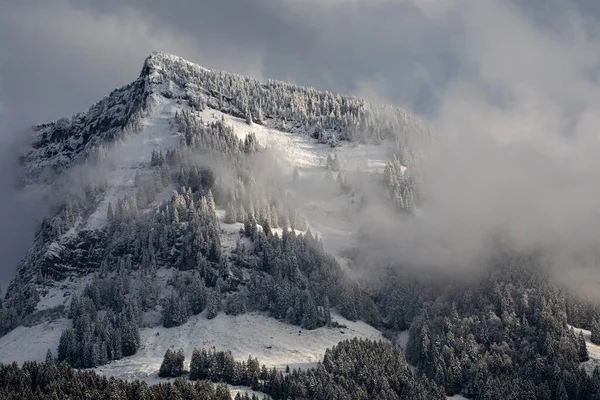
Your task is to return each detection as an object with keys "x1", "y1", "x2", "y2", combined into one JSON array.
[
  {"x1": 22, "y1": 78, "x2": 148, "y2": 185},
  {"x1": 10, "y1": 52, "x2": 186, "y2": 293},
  {"x1": 20, "y1": 52, "x2": 200, "y2": 186}
]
